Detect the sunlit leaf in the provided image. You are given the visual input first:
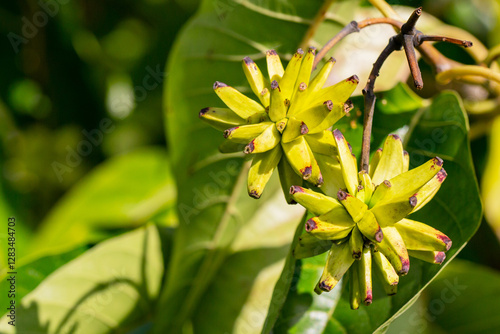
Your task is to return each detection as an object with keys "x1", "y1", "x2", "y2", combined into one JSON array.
[{"x1": 0, "y1": 225, "x2": 164, "y2": 334}]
